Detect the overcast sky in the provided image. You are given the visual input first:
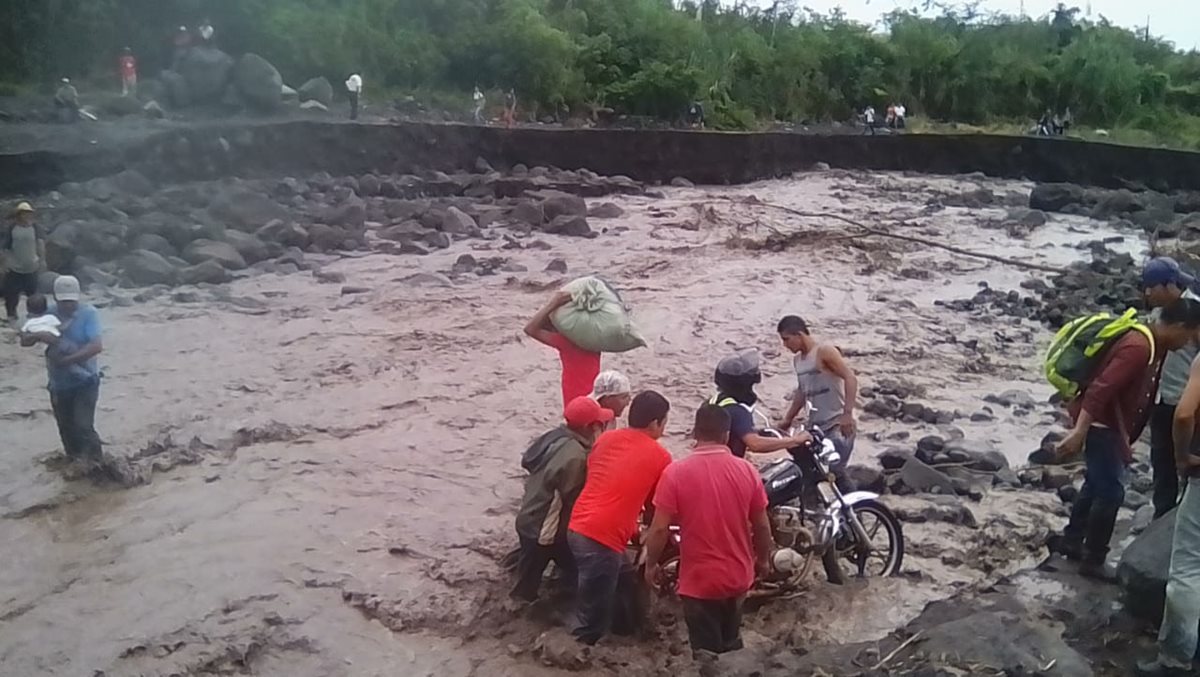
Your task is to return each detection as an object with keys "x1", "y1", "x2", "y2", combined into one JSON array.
[{"x1": 751, "y1": 1, "x2": 1200, "y2": 51}]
